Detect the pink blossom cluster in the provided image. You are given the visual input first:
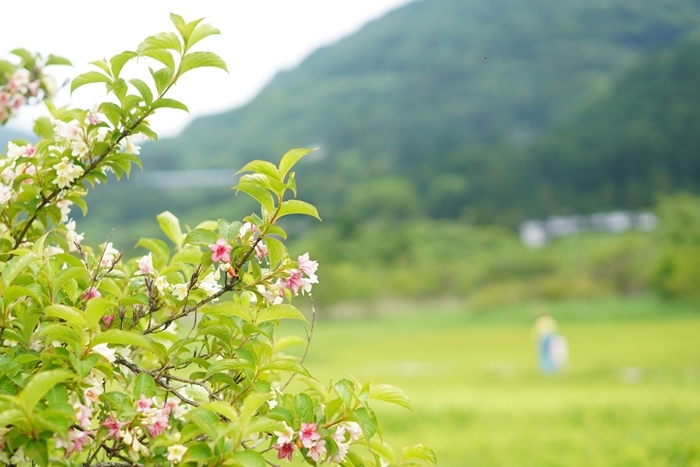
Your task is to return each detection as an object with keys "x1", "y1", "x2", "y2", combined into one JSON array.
[
  {"x1": 273, "y1": 421, "x2": 361, "y2": 464},
  {"x1": 0, "y1": 68, "x2": 42, "y2": 123},
  {"x1": 278, "y1": 252, "x2": 319, "y2": 296}
]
